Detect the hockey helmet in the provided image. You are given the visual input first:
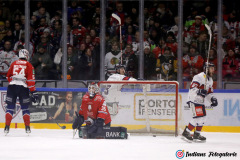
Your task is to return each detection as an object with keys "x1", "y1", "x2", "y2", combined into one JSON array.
[
  {"x1": 19, "y1": 49, "x2": 29, "y2": 60},
  {"x1": 115, "y1": 64, "x2": 125, "y2": 73},
  {"x1": 88, "y1": 82, "x2": 99, "y2": 99},
  {"x1": 204, "y1": 62, "x2": 215, "y2": 75}
]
